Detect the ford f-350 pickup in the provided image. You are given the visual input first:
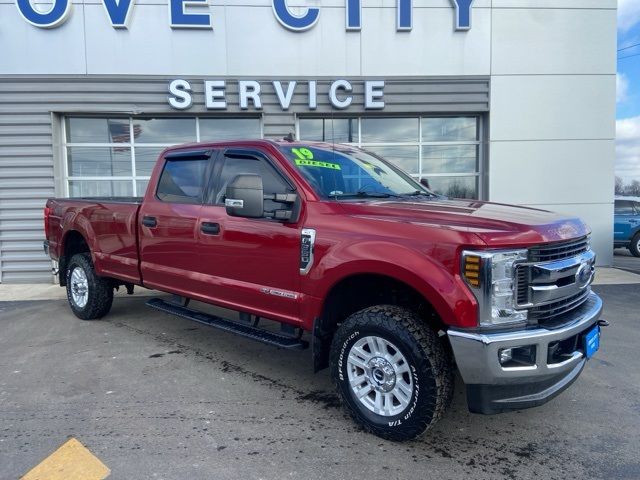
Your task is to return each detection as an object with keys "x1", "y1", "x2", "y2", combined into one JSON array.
[{"x1": 44, "y1": 139, "x2": 605, "y2": 441}]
